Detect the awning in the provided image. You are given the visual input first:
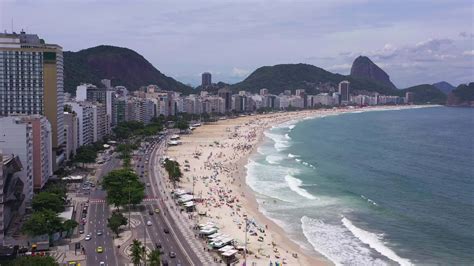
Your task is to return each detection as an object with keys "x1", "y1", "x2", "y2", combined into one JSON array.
[
  {"x1": 218, "y1": 245, "x2": 234, "y2": 253},
  {"x1": 222, "y1": 249, "x2": 238, "y2": 257}
]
